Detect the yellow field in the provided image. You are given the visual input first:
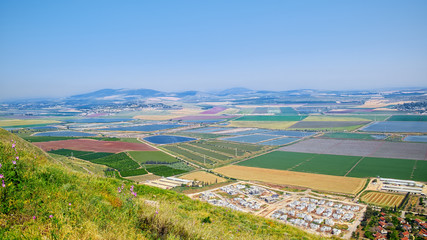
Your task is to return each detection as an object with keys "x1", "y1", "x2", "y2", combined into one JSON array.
[
  {"x1": 214, "y1": 165, "x2": 366, "y2": 195},
  {"x1": 180, "y1": 171, "x2": 227, "y2": 184},
  {"x1": 0, "y1": 119, "x2": 60, "y2": 127},
  {"x1": 361, "y1": 192, "x2": 404, "y2": 207},
  {"x1": 303, "y1": 116, "x2": 372, "y2": 122},
  {"x1": 228, "y1": 121, "x2": 297, "y2": 130}
]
